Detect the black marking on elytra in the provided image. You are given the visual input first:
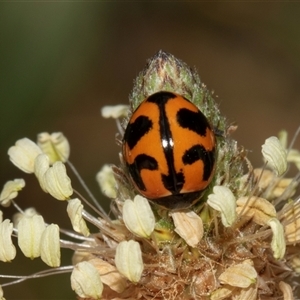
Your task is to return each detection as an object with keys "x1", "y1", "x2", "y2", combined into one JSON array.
[
  {"x1": 147, "y1": 91, "x2": 185, "y2": 195},
  {"x1": 128, "y1": 154, "x2": 158, "y2": 191},
  {"x1": 177, "y1": 108, "x2": 210, "y2": 136},
  {"x1": 124, "y1": 115, "x2": 153, "y2": 150},
  {"x1": 147, "y1": 91, "x2": 177, "y2": 105},
  {"x1": 182, "y1": 145, "x2": 215, "y2": 181},
  {"x1": 161, "y1": 171, "x2": 185, "y2": 195}
]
